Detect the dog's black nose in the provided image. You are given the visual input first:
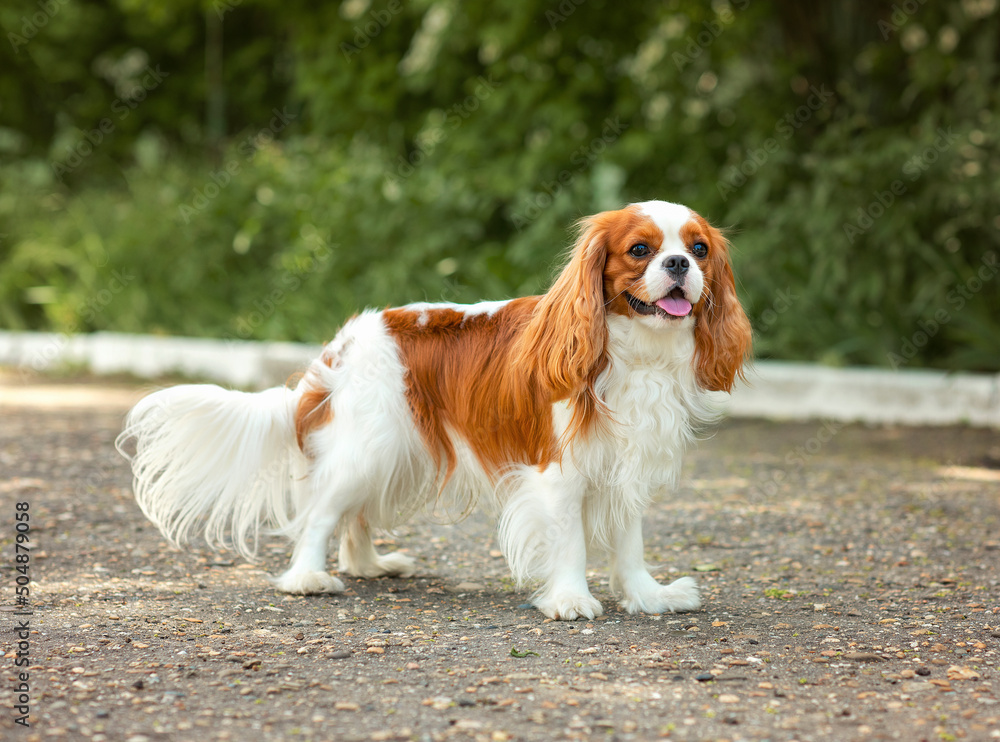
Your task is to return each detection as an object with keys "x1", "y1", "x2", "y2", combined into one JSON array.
[{"x1": 664, "y1": 255, "x2": 689, "y2": 276}]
